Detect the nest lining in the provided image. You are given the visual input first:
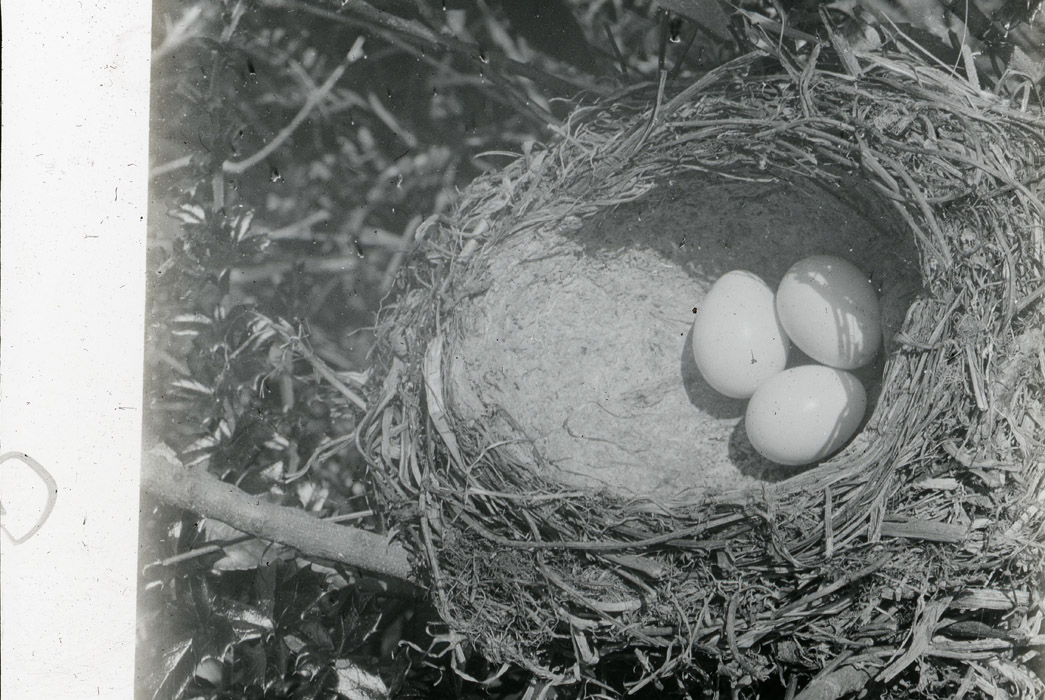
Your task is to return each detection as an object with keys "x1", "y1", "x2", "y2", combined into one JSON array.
[
  {"x1": 445, "y1": 173, "x2": 923, "y2": 499},
  {"x1": 355, "y1": 48, "x2": 1045, "y2": 695}
]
